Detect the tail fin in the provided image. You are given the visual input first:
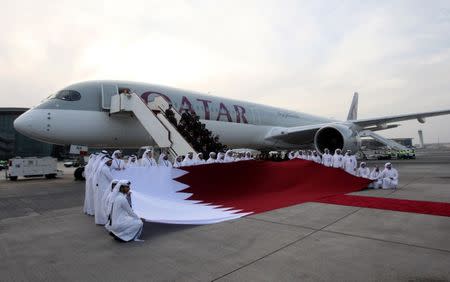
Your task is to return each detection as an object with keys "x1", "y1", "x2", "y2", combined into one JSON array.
[{"x1": 347, "y1": 92, "x2": 358, "y2": 120}]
